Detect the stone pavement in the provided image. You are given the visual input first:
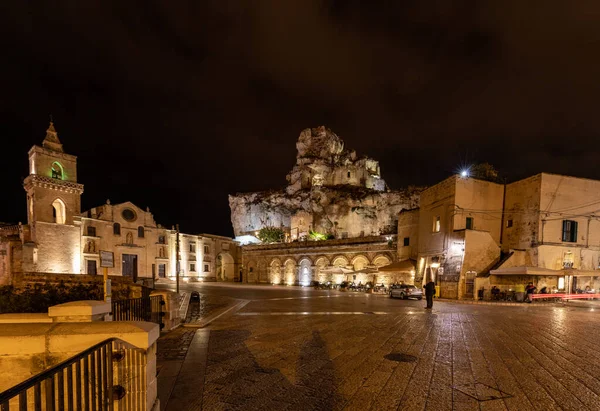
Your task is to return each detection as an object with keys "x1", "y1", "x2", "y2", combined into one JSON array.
[{"x1": 157, "y1": 284, "x2": 600, "y2": 410}]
